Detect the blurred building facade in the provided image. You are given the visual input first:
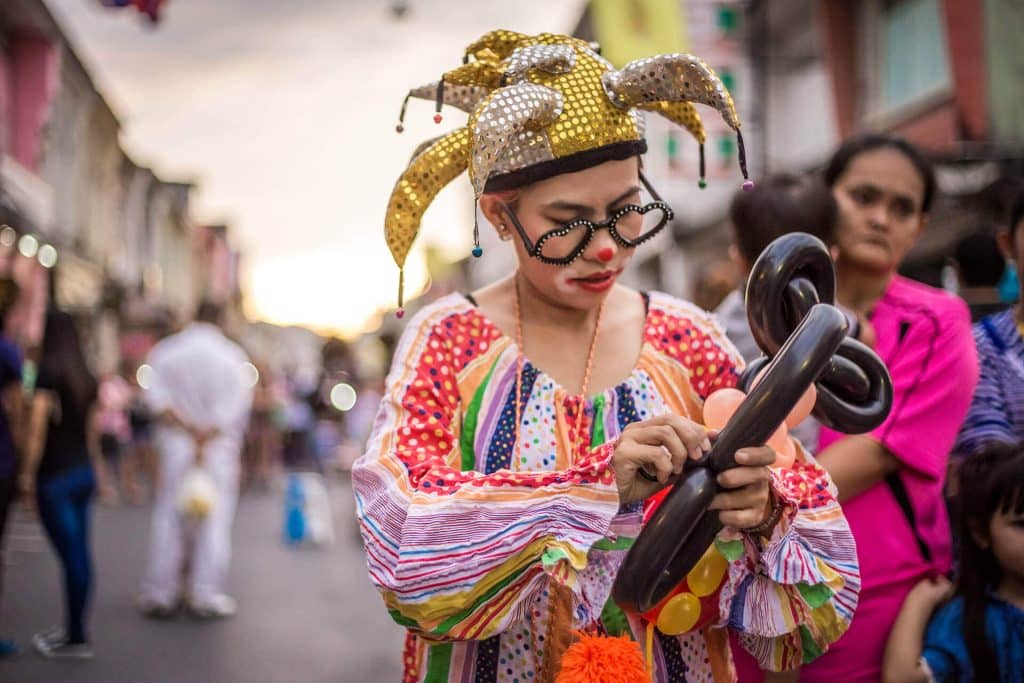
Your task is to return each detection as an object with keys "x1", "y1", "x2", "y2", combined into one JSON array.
[
  {"x1": 0, "y1": 0, "x2": 246, "y2": 372},
  {"x1": 752, "y1": 0, "x2": 1024, "y2": 284}
]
